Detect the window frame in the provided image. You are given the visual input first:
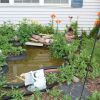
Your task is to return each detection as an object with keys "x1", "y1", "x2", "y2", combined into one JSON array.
[
  {"x1": 0, "y1": 0, "x2": 9, "y2": 3},
  {"x1": 0, "y1": 0, "x2": 71, "y2": 7},
  {"x1": 44, "y1": 0, "x2": 69, "y2": 5},
  {"x1": 14, "y1": 0, "x2": 39, "y2": 4}
]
